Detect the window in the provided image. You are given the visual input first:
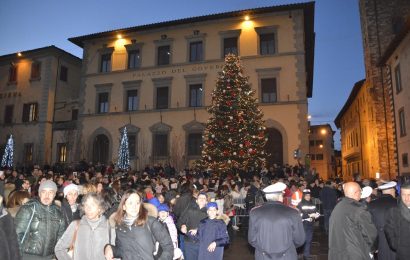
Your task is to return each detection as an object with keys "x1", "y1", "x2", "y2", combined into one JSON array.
[
  {"x1": 395, "y1": 64, "x2": 402, "y2": 93},
  {"x1": 22, "y1": 103, "x2": 38, "y2": 122},
  {"x1": 310, "y1": 154, "x2": 316, "y2": 160},
  {"x1": 188, "y1": 133, "x2": 202, "y2": 156},
  {"x1": 24, "y1": 143, "x2": 33, "y2": 163},
  {"x1": 403, "y1": 153, "x2": 409, "y2": 167},
  {"x1": 127, "y1": 89, "x2": 138, "y2": 111},
  {"x1": 31, "y1": 62, "x2": 41, "y2": 79},
  {"x1": 128, "y1": 134, "x2": 136, "y2": 157},
  {"x1": 189, "y1": 84, "x2": 203, "y2": 107},
  {"x1": 71, "y1": 109, "x2": 78, "y2": 120},
  {"x1": 128, "y1": 49, "x2": 141, "y2": 69},
  {"x1": 4, "y1": 105, "x2": 13, "y2": 124},
  {"x1": 100, "y1": 53, "x2": 111, "y2": 72},
  {"x1": 261, "y1": 78, "x2": 277, "y2": 103},
  {"x1": 157, "y1": 45, "x2": 170, "y2": 65},
  {"x1": 57, "y1": 143, "x2": 67, "y2": 163},
  {"x1": 189, "y1": 41, "x2": 203, "y2": 62},
  {"x1": 98, "y1": 93, "x2": 109, "y2": 113},
  {"x1": 260, "y1": 33, "x2": 275, "y2": 55},
  {"x1": 316, "y1": 140, "x2": 323, "y2": 146},
  {"x1": 399, "y1": 108, "x2": 406, "y2": 136},
  {"x1": 9, "y1": 64, "x2": 18, "y2": 83},
  {"x1": 153, "y1": 134, "x2": 168, "y2": 157},
  {"x1": 60, "y1": 66, "x2": 68, "y2": 81},
  {"x1": 156, "y1": 87, "x2": 169, "y2": 109},
  {"x1": 223, "y1": 37, "x2": 238, "y2": 56},
  {"x1": 316, "y1": 154, "x2": 324, "y2": 160}
]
